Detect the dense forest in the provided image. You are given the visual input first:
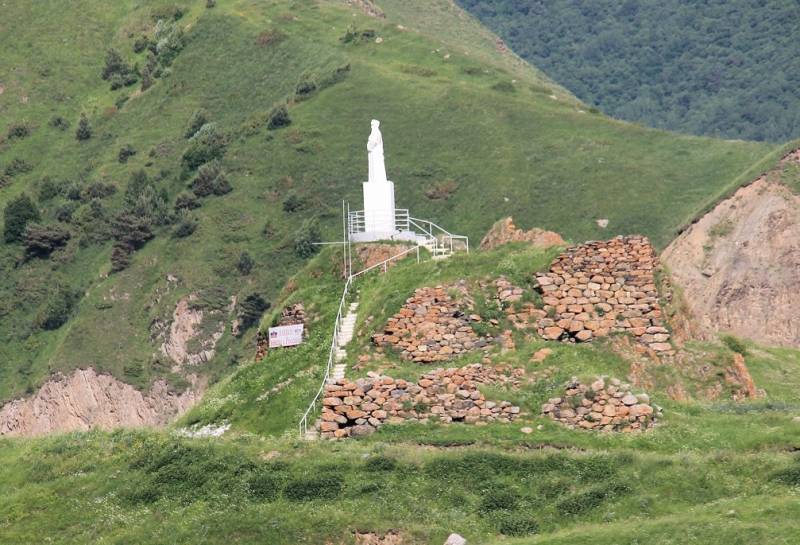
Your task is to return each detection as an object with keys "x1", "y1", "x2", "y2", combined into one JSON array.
[{"x1": 458, "y1": 0, "x2": 800, "y2": 142}]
